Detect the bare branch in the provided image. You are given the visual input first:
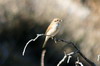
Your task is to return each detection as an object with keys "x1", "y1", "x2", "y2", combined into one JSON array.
[
  {"x1": 97, "y1": 55, "x2": 100, "y2": 61},
  {"x1": 22, "y1": 34, "x2": 96, "y2": 66},
  {"x1": 22, "y1": 34, "x2": 54, "y2": 56},
  {"x1": 57, "y1": 50, "x2": 79, "y2": 66},
  {"x1": 22, "y1": 34, "x2": 44, "y2": 56},
  {"x1": 75, "y1": 57, "x2": 84, "y2": 66},
  {"x1": 54, "y1": 38, "x2": 96, "y2": 66},
  {"x1": 41, "y1": 49, "x2": 46, "y2": 66},
  {"x1": 57, "y1": 51, "x2": 67, "y2": 66},
  {"x1": 67, "y1": 52, "x2": 74, "y2": 63}
]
